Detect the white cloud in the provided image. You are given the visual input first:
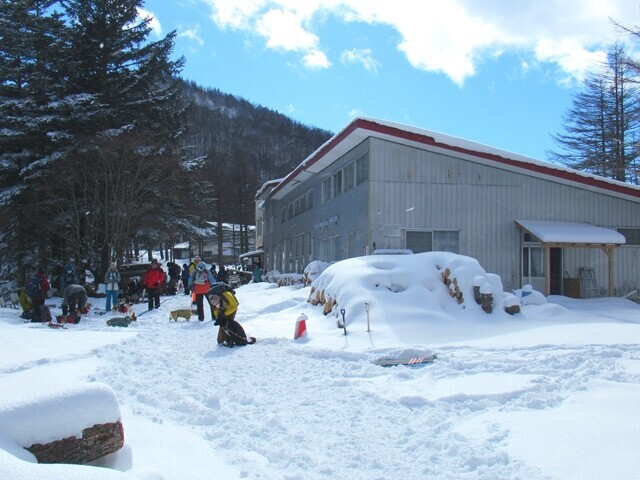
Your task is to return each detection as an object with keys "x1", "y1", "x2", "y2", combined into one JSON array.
[
  {"x1": 137, "y1": 7, "x2": 163, "y2": 38},
  {"x1": 206, "y1": 0, "x2": 266, "y2": 30},
  {"x1": 256, "y1": 9, "x2": 319, "y2": 52},
  {"x1": 202, "y1": 0, "x2": 640, "y2": 84},
  {"x1": 340, "y1": 48, "x2": 379, "y2": 73},
  {"x1": 303, "y1": 50, "x2": 331, "y2": 69},
  {"x1": 348, "y1": 107, "x2": 364, "y2": 119},
  {"x1": 179, "y1": 26, "x2": 205, "y2": 46}
]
